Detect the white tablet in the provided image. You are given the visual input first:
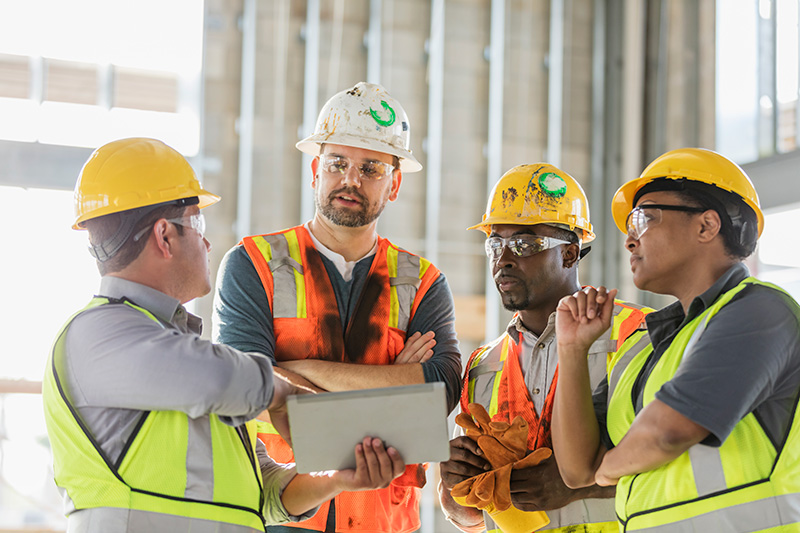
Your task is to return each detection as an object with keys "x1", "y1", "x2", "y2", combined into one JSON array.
[{"x1": 287, "y1": 382, "x2": 450, "y2": 474}]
